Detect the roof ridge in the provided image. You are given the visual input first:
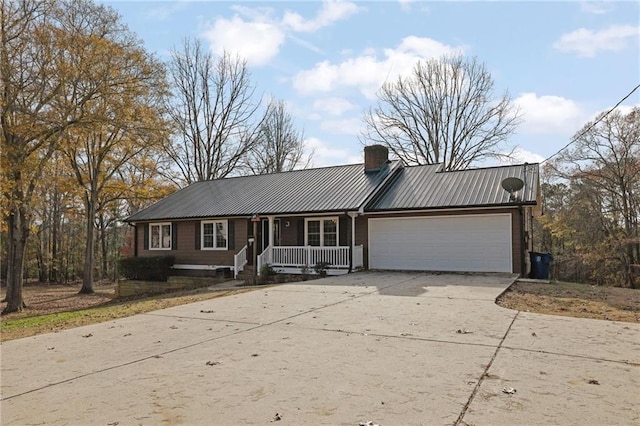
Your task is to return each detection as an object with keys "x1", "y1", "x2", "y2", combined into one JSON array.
[
  {"x1": 433, "y1": 162, "x2": 539, "y2": 174},
  {"x1": 193, "y1": 162, "x2": 366, "y2": 183}
]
